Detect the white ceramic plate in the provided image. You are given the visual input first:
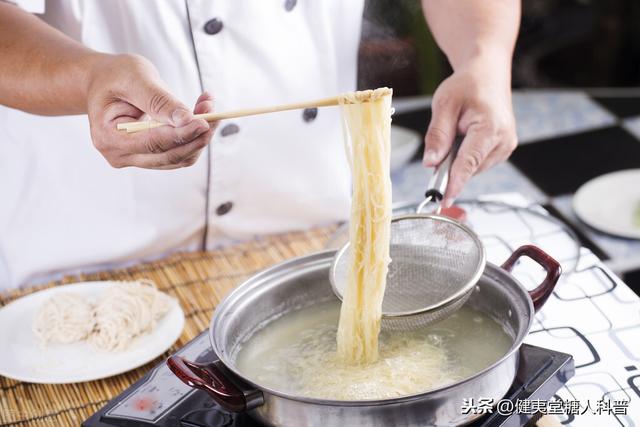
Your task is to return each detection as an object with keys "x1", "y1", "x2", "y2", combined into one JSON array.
[
  {"x1": 0, "y1": 281, "x2": 184, "y2": 384},
  {"x1": 573, "y1": 169, "x2": 640, "y2": 239},
  {"x1": 391, "y1": 125, "x2": 422, "y2": 171}
]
